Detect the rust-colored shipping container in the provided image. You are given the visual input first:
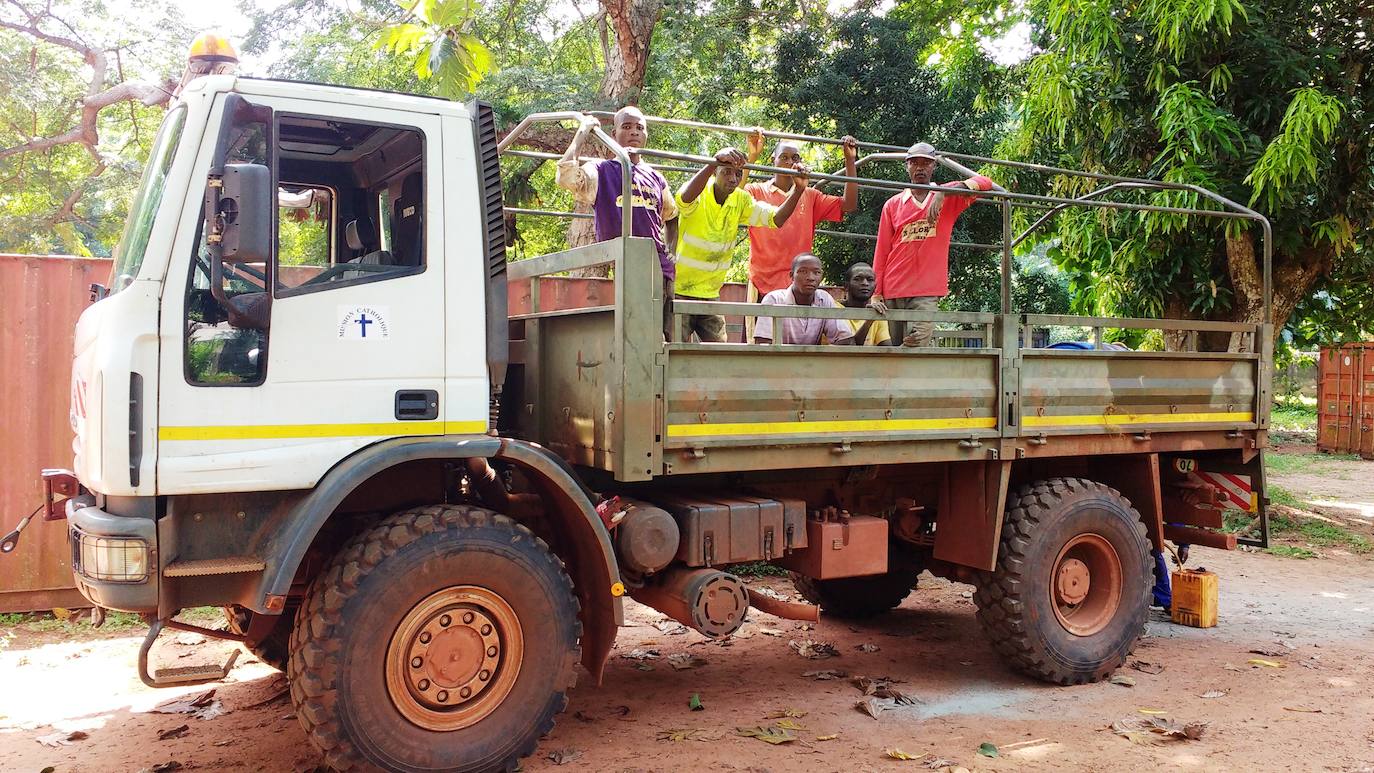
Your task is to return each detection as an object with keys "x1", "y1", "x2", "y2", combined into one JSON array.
[
  {"x1": 0, "y1": 254, "x2": 111, "y2": 612},
  {"x1": 1317, "y1": 342, "x2": 1374, "y2": 459}
]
